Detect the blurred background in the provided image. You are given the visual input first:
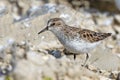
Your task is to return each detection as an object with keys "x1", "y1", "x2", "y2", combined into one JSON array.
[{"x1": 0, "y1": 0, "x2": 120, "y2": 80}]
